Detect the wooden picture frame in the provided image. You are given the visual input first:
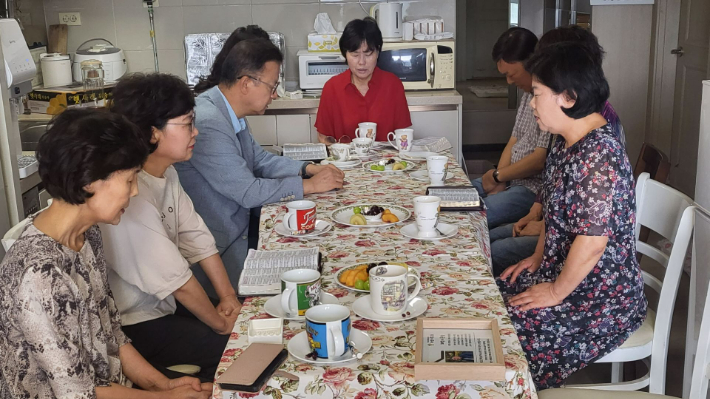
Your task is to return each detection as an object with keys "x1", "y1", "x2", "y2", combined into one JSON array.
[{"x1": 414, "y1": 318, "x2": 506, "y2": 381}]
